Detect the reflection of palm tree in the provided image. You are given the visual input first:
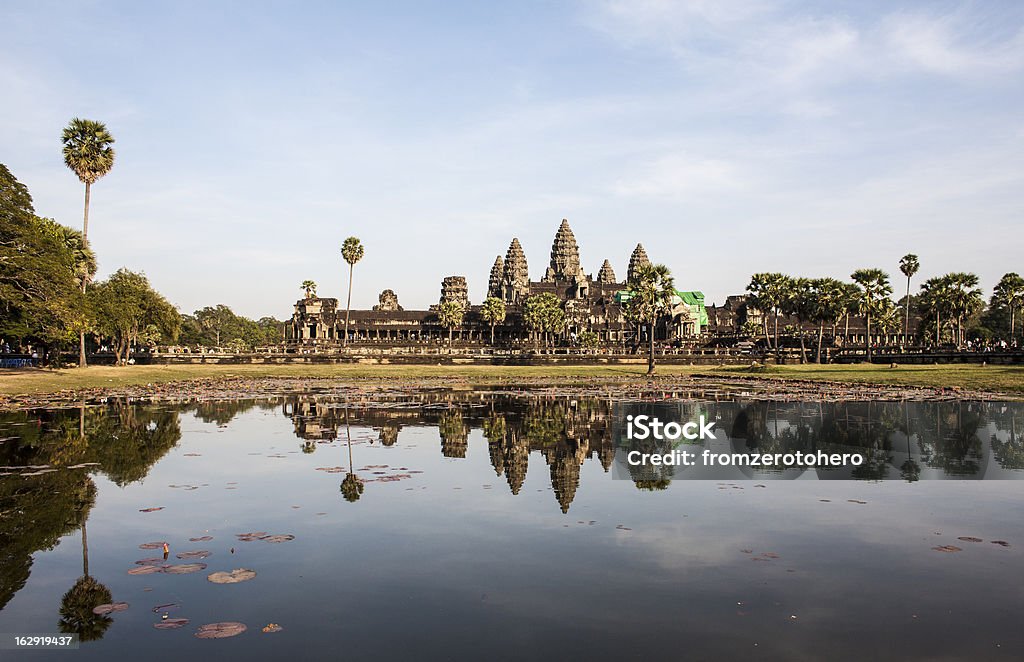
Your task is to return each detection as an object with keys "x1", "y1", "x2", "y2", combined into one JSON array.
[
  {"x1": 58, "y1": 522, "x2": 112, "y2": 642},
  {"x1": 340, "y1": 401, "x2": 364, "y2": 503}
]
